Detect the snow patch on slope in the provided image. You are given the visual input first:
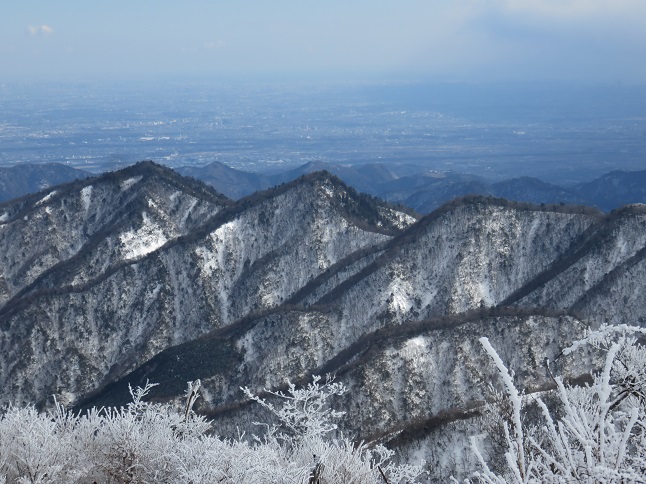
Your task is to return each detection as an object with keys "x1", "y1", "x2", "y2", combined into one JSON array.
[
  {"x1": 380, "y1": 207, "x2": 417, "y2": 229},
  {"x1": 180, "y1": 198, "x2": 198, "y2": 229},
  {"x1": 478, "y1": 280, "x2": 494, "y2": 306},
  {"x1": 119, "y1": 212, "x2": 168, "y2": 260},
  {"x1": 0, "y1": 212, "x2": 8, "y2": 223},
  {"x1": 120, "y1": 176, "x2": 143, "y2": 192},
  {"x1": 321, "y1": 184, "x2": 335, "y2": 198},
  {"x1": 36, "y1": 190, "x2": 58, "y2": 206},
  {"x1": 81, "y1": 186, "x2": 93, "y2": 211},
  {"x1": 388, "y1": 276, "x2": 414, "y2": 314}
]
